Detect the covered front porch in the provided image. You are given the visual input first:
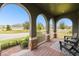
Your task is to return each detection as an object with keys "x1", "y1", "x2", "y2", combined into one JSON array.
[
  {"x1": 1, "y1": 39, "x2": 64, "y2": 56},
  {"x1": 1, "y1": 39, "x2": 73, "y2": 56},
  {"x1": 0, "y1": 3, "x2": 79, "y2": 56}
]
